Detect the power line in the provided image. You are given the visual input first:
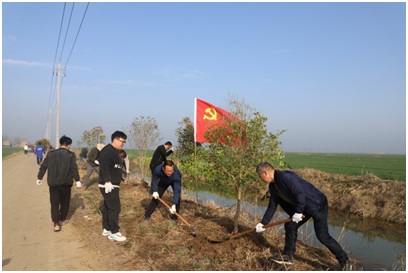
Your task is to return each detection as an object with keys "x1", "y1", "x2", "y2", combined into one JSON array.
[
  {"x1": 45, "y1": 2, "x2": 66, "y2": 140},
  {"x1": 65, "y1": 2, "x2": 90, "y2": 68},
  {"x1": 45, "y1": 2, "x2": 90, "y2": 142},
  {"x1": 58, "y1": 2, "x2": 75, "y2": 63}
]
